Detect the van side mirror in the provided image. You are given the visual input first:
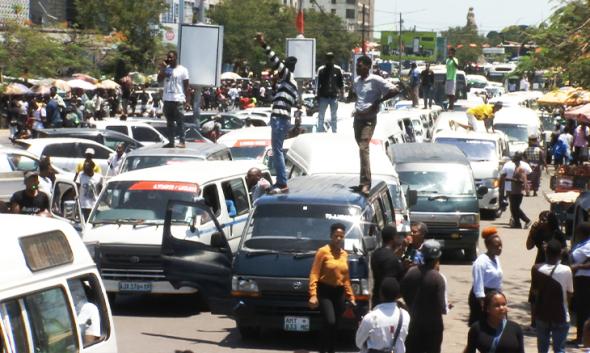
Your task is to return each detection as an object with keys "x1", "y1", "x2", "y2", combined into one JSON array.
[
  {"x1": 477, "y1": 186, "x2": 489, "y2": 197},
  {"x1": 407, "y1": 189, "x2": 418, "y2": 207},
  {"x1": 210, "y1": 232, "x2": 226, "y2": 249},
  {"x1": 63, "y1": 200, "x2": 77, "y2": 220},
  {"x1": 362, "y1": 236, "x2": 377, "y2": 252}
]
